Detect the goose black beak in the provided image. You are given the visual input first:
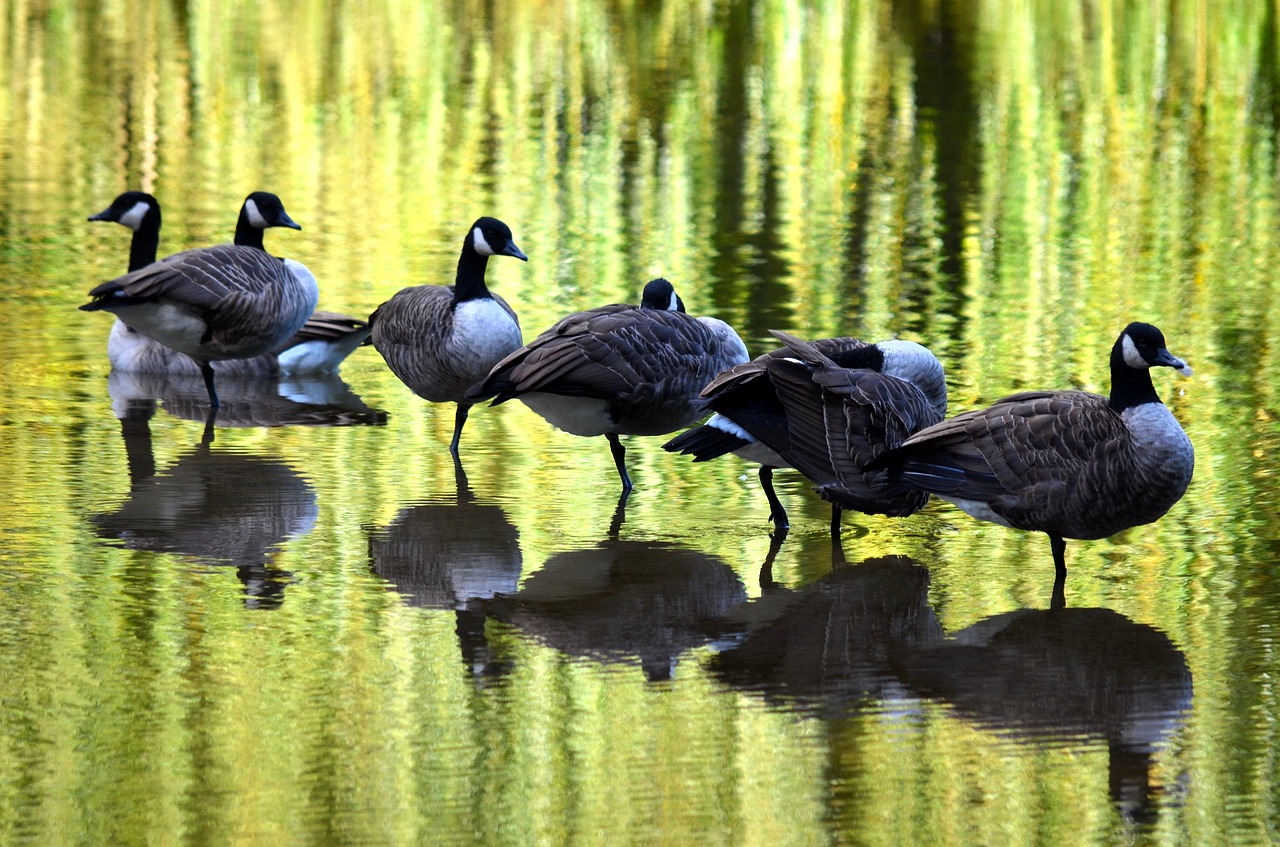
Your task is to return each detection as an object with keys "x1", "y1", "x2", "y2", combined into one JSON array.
[
  {"x1": 1154, "y1": 348, "x2": 1193, "y2": 376},
  {"x1": 504, "y1": 242, "x2": 528, "y2": 262}
]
